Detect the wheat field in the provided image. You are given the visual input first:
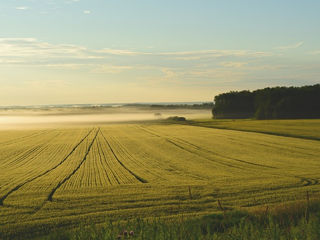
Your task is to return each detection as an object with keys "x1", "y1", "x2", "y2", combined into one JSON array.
[{"x1": 0, "y1": 121, "x2": 320, "y2": 238}]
